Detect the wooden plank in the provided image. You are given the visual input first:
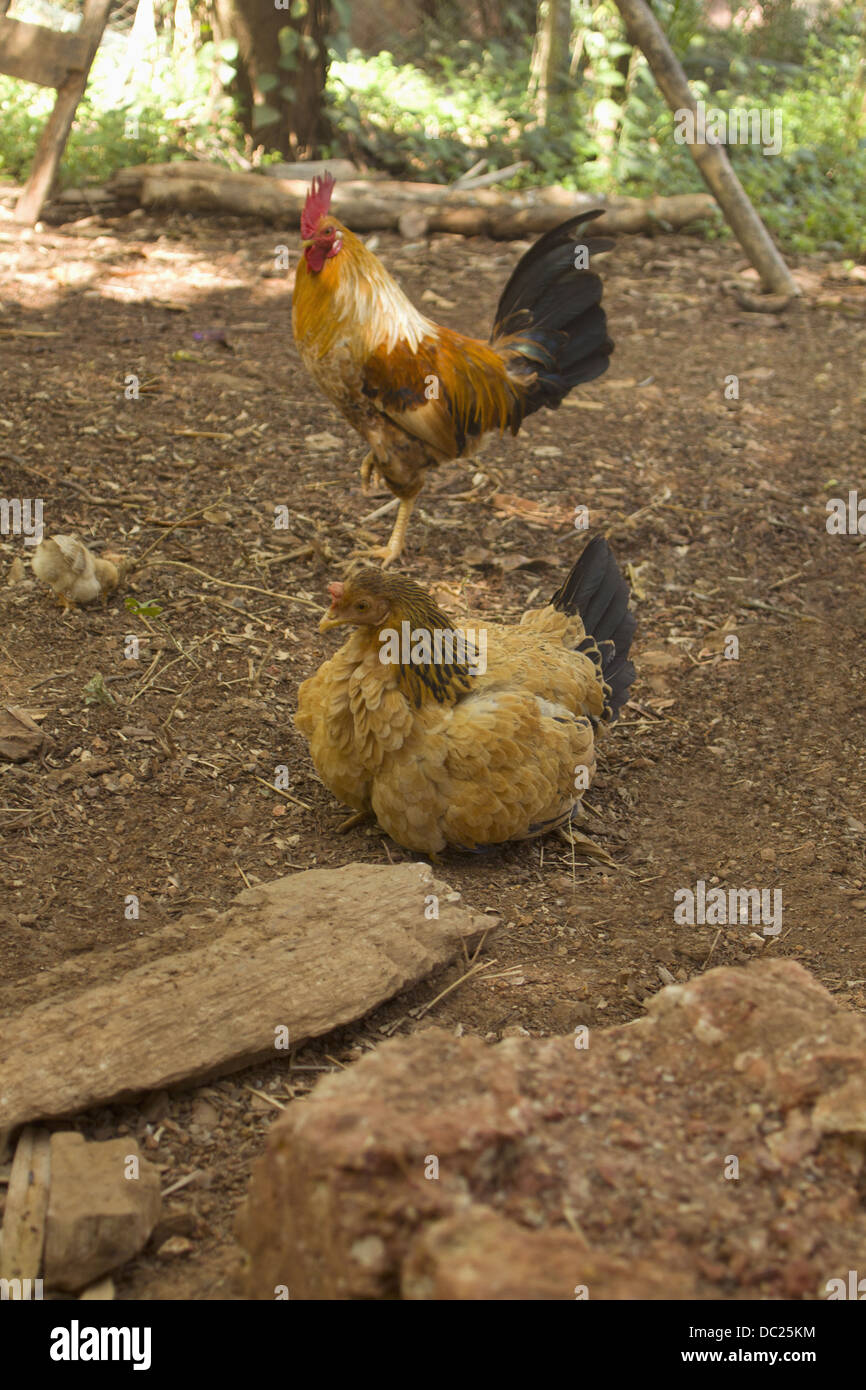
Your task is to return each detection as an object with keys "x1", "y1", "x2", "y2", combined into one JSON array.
[
  {"x1": 0, "y1": 1127, "x2": 51, "y2": 1281},
  {"x1": 0, "y1": 864, "x2": 491, "y2": 1133},
  {"x1": 0, "y1": 17, "x2": 89, "y2": 88},
  {"x1": 13, "y1": 0, "x2": 113, "y2": 225}
]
